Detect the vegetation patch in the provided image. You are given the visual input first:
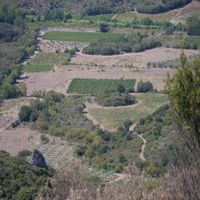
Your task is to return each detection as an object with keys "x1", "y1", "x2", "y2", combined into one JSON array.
[
  {"x1": 135, "y1": 105, "x2": 175, "y2": 177},
  {"x1": 0, "y1": 150, "x2": 51, "y2": 200},
  {"x1": 43, "y1": 32, "x2": 124, "y2": 43},
  {"x1": 23, "y1": 64, "x2": 54, "y2": 73},
  {"x1": 96, "y1": 85, "x2": 136, "y2": 107},
  {"x1": 68, "y1": 79, "x2": 136, "y2": 94},
  {"x1": 83, "y1": 33, "x2": 161, "y2": 55}
]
